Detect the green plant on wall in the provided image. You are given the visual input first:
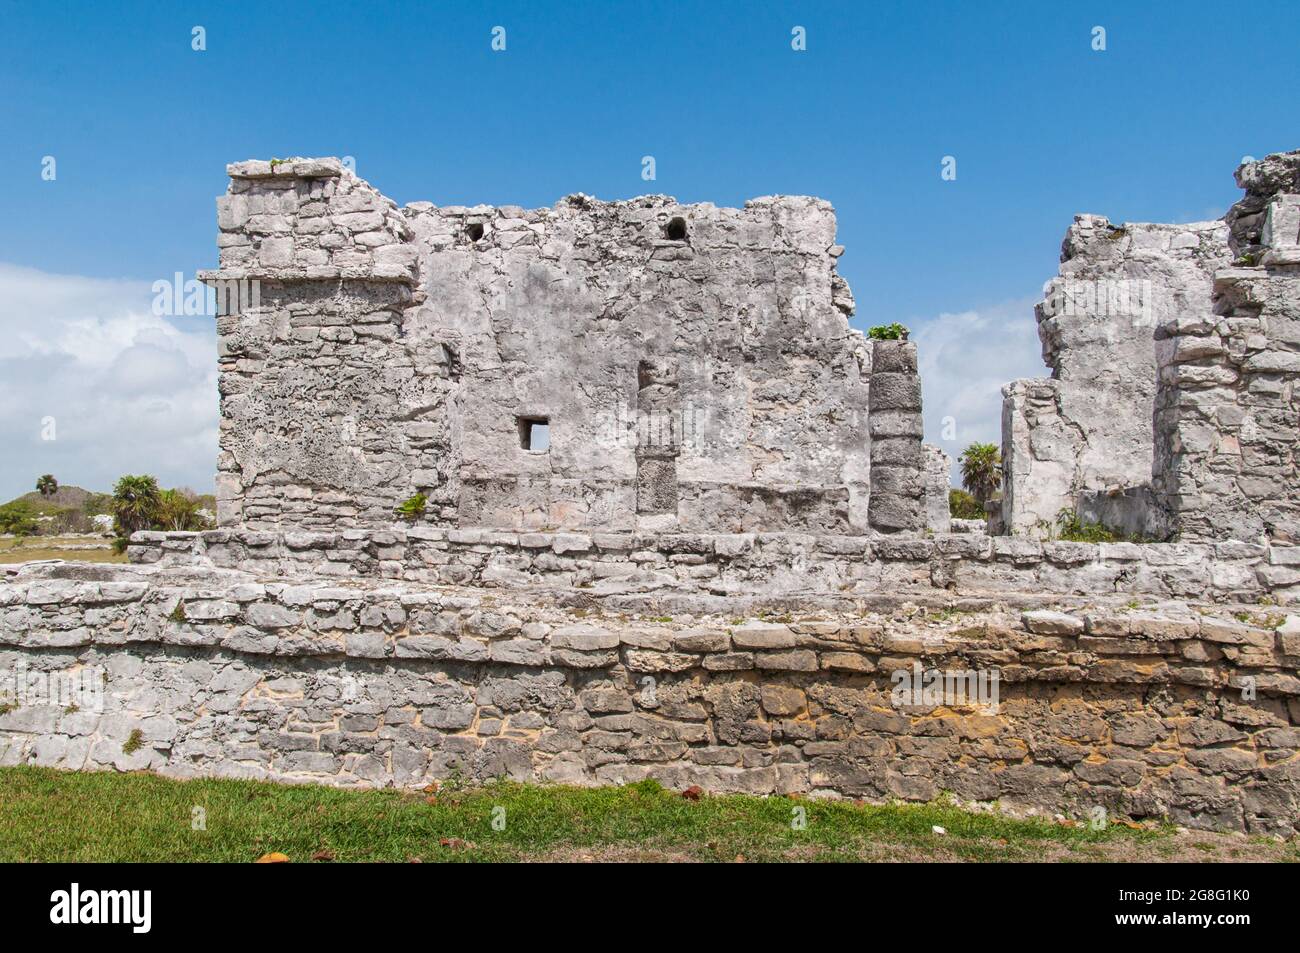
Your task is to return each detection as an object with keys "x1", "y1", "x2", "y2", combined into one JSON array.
[
  {"x1": 868, "y1": 323, "x2": 909, "y2": 340},
  {"x1": 395, "y1": 493, "x2": 428, "y2": 521},
  {"x1": 1054, "y1": 508, "x2": 1117, "y2": 543}
]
